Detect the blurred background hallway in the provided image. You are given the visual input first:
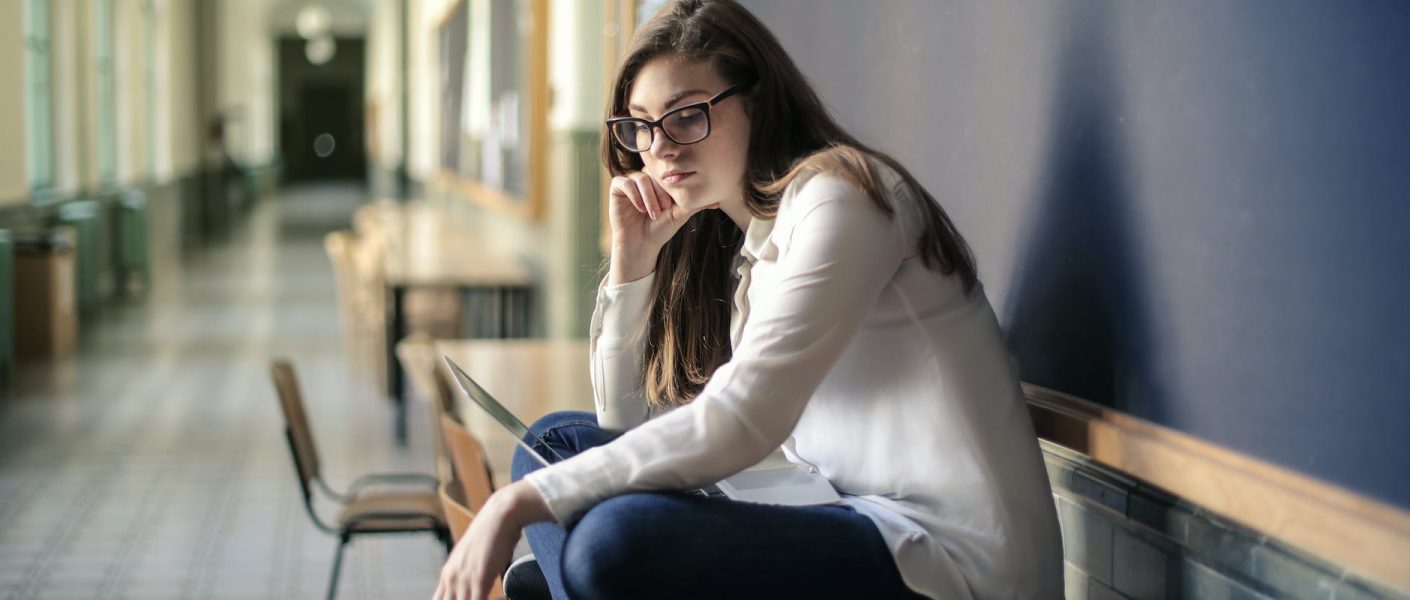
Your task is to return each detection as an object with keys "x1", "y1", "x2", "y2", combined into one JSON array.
[
  {"x1": 0, "y1": 183, "x2": 442, "y2": 599},
  {"x1": 3, "y1": 0, "x2": 1408, "y2": 599}
]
